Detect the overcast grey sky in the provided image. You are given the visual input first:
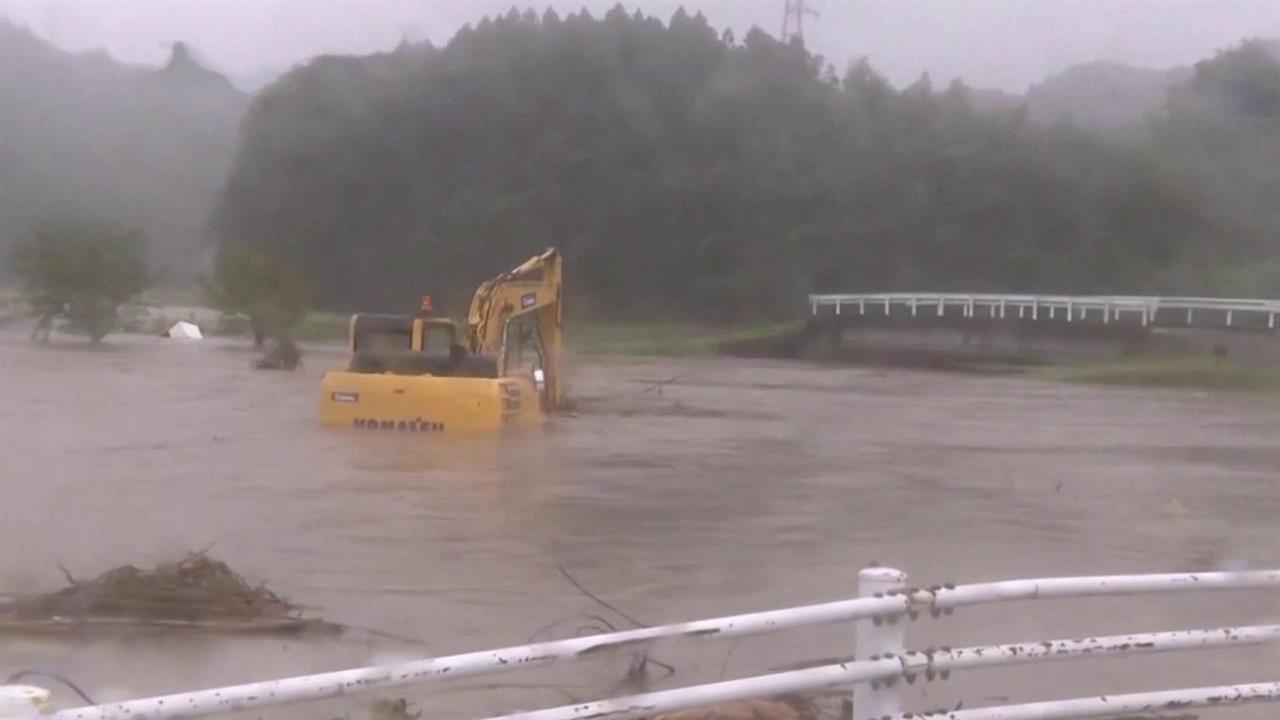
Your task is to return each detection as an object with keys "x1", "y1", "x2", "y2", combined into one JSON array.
[{"x1": 2, "y1": 1, "x2": 1276, "y2": 92}]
